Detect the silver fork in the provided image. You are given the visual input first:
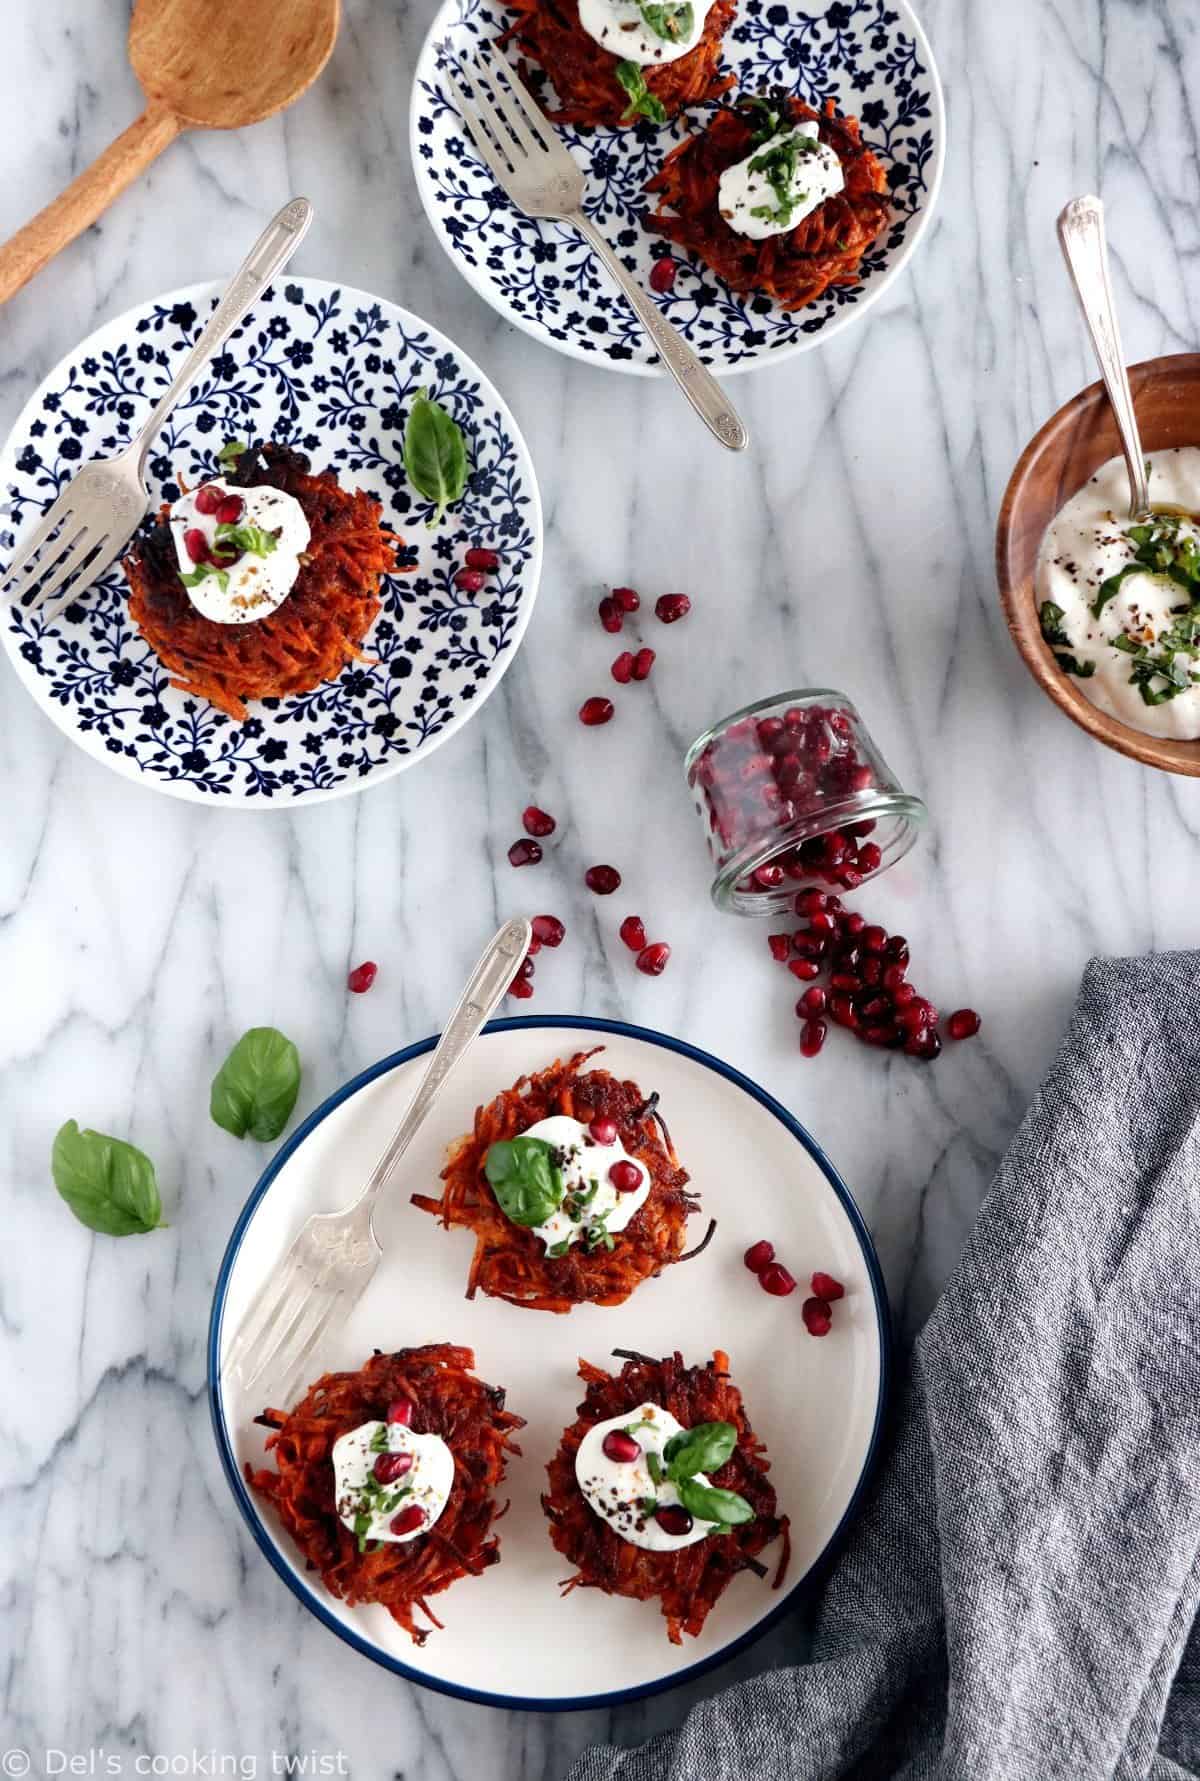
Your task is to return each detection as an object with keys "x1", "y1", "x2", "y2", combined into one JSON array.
[
  {"x1": 0, "y1": 196, "x2": 313, "y2": 626},
  {"x1": 222, "y1": 916, "x2": 532, "y2": 1407},
  {"x1": 442, "y1": 52, "x2": 749, "y2": 453}
]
